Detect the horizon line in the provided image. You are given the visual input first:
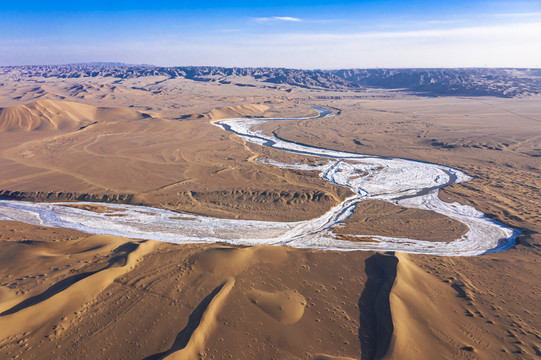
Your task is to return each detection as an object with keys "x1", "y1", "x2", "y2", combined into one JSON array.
[{"x1": 2, "y1": 63, "x2": 540, "y2": 71}]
